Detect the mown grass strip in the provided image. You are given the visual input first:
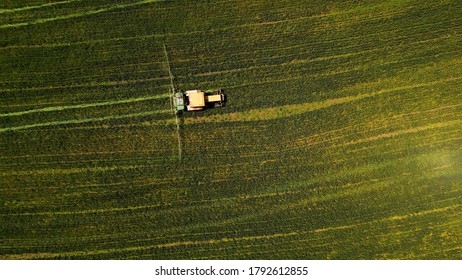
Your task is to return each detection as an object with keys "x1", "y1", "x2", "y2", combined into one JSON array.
[
  {"x1": 0, "y1": 0, "x2": 80, "y2": 14},
  {"x1": 1, "y1": 77, "x2": 169, "y2": 92},
  {"x1": 0, "y1": 163, "x2": 144, "y2": 177},
  {"x1": 70, "y1": 76, "x2": 460, "y2": 131},
  {"x1": 0, "y1": 0, "x2": 166, "y2": 29},
  {"x1": 3, "y1": 204, "x2": 459, "y2": 260},
  {"x1": 0, "y1": 203, "x2": 162, "y2": 216},
  {"x1": 0, "y1": 109, "x2": 170, "y2": 133},
  {"x1": 0, "y1": 93, "x2": 169, "y2": 117},
  {"x1": 185, "y1": 76, "x2": 462, "y2": 124}
]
